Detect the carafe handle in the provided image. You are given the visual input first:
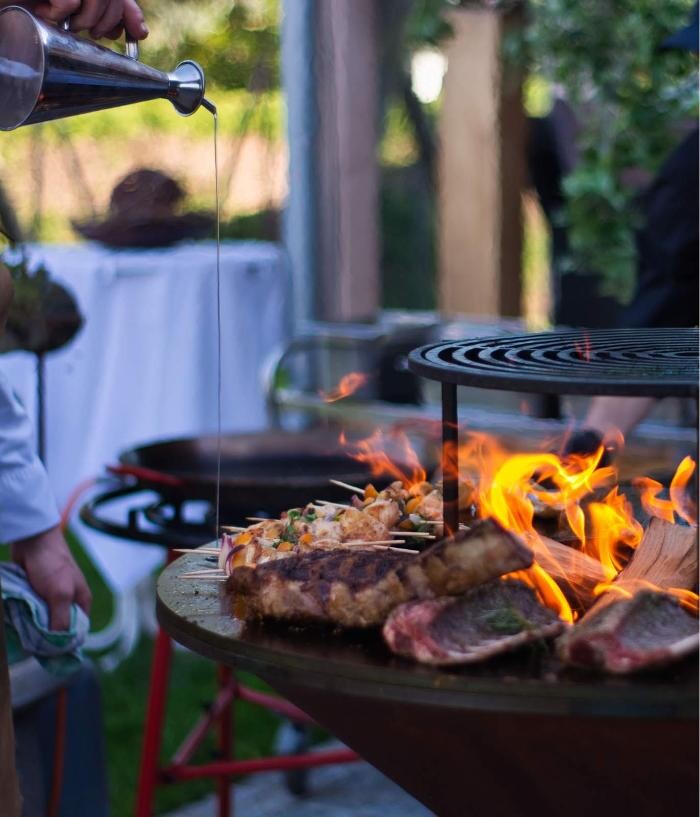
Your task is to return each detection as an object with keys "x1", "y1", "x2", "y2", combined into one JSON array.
[{"x1": 61, "y1": 18, "x2": 140, "y2": 60}]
